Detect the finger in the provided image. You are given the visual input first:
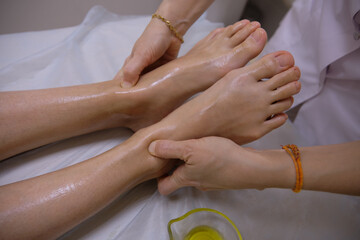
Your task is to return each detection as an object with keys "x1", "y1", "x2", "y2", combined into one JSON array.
[
  {"x1": 158, "y1": 165, "x2": 187, "y2": 195},
  {"x1": 113, "y1": 55, "x2": 131, "y2": 82},
  {"x1": 120, "y1": 55, "x2": 149, "y2": 88},
  {"x1": 148, "y1": 140, "x2": 190, "y2": 161}
]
